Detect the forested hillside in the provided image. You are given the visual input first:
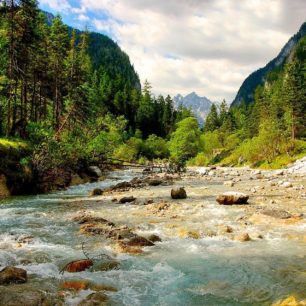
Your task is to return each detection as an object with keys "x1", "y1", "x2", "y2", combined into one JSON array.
[
  {"x1": 232, "y1": 21, "x2": 306, "y2": 106},
  {"x1": 0, "y1": 0, "x2": 192, "y2": 192},
  {"x1": 187, "y1": 31, "x2": 306, "y2": 168}
]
